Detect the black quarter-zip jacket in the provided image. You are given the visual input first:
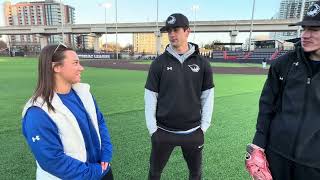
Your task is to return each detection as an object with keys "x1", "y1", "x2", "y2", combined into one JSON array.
[
  {"x1": 253, "y1": 42, "x2": 320, "y2": 168},
  {"x1": 145, "y1": 43, "x2": 214, "y2": 131}
]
